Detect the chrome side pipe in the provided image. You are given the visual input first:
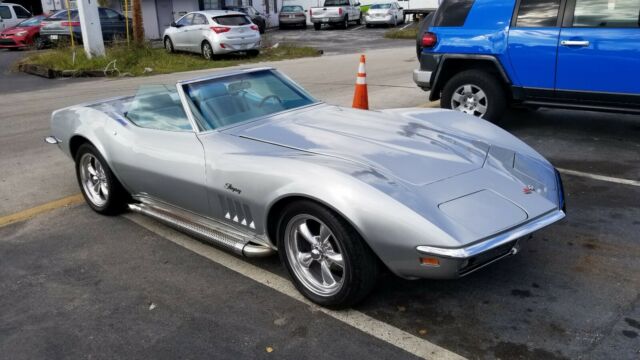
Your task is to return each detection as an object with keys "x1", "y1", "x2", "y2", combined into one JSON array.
[{"x1": 128, "y1": 203, "x2": 274, "y2": 258}]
